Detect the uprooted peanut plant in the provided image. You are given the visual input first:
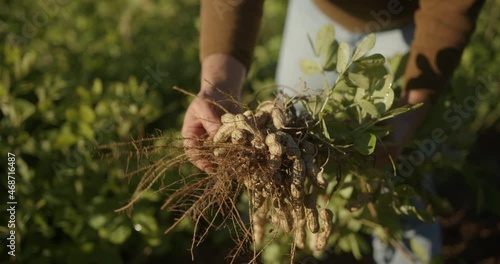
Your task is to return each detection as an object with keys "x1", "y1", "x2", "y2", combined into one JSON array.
[{"x1": 102, "y1": 24, "x2": 433, "y2": 262}]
